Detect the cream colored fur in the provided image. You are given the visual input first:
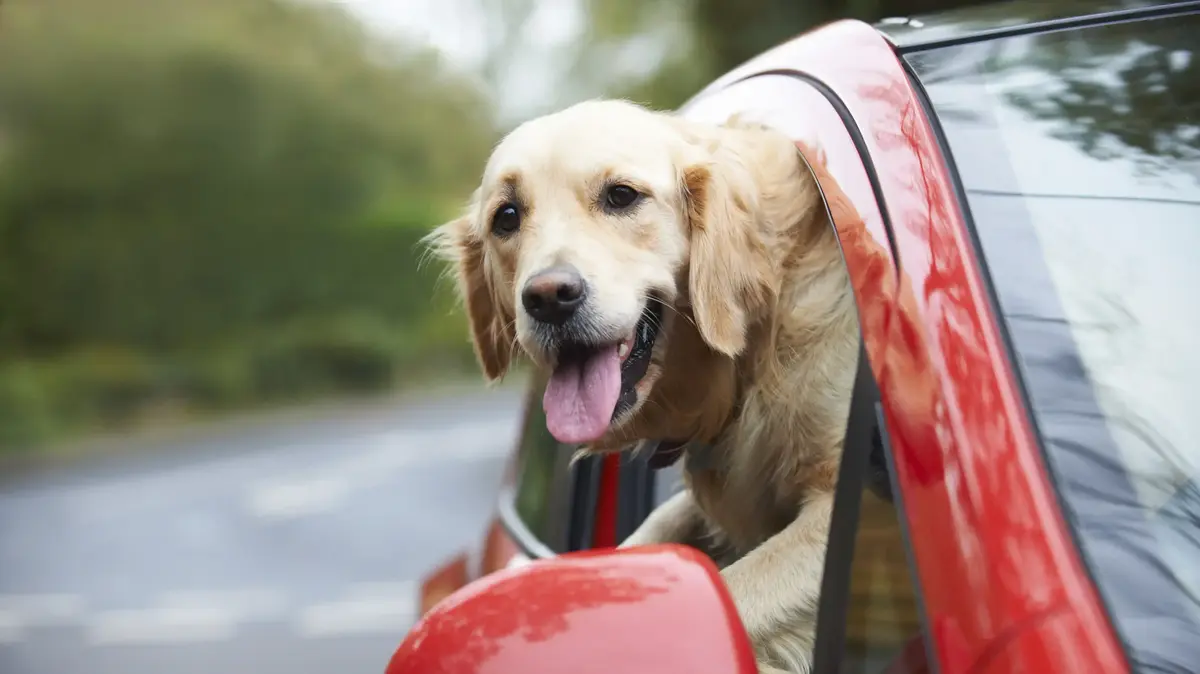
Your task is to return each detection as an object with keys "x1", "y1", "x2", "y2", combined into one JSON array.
[{"x1": 428, "y1": 99, "x2": 860, "y2": 673}]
